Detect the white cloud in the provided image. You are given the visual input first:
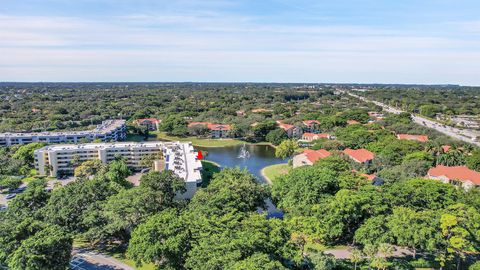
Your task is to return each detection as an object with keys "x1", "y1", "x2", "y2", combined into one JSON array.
[{"x1": 0, "y1": 13, "x2": 479, "y2": 84}]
